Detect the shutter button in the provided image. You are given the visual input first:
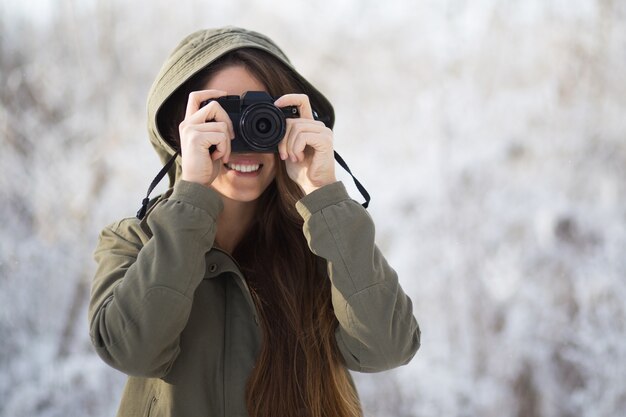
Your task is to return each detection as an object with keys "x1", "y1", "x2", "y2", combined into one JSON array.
[{"x1": 209, "y1": 263, "x2": 218, "y2": 273}]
